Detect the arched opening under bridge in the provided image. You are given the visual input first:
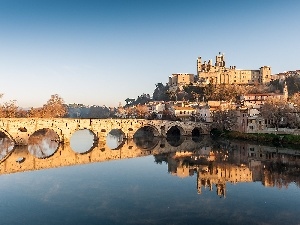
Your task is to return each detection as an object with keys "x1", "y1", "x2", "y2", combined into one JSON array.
[
  {"x1": 70, "y1": 129, "x2": 97, "y2": 154},
  {"x1": 28, "y1": 128, "x2": 59, "y2": 158},
  {"x1": 166, "y1": 126, "x2": 184, "y2": 147},
  {"x1": 0, "y1": 131, "x2": 14, "y2": 160},
  {"x1": 106, "y1": 129, "x2": 125, "y2": 150},
  {"x1": 191, "y1": 127, "x2": 204, "y2": 142},
  {"x1": 133, "y1": 126, "x2": 160, "y2": 150}
]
